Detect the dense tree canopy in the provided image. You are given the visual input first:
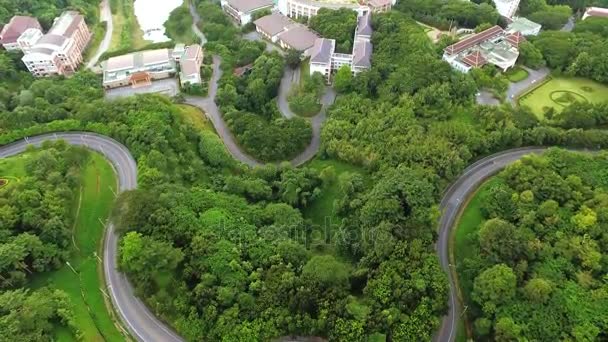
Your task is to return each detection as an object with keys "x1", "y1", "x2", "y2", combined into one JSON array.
[
  {"x1": 0, "y1": 0, "x2": 98, "y2": 28},
  {"x1": 461, "y1": 150, "x2": 608, "y2": 340},
  {"x1": 396, "y1": 0, "x2": 500, "y2": 30},
  {"x1": 309, "y1": 8, "x2": 358, "y2": 53}
]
